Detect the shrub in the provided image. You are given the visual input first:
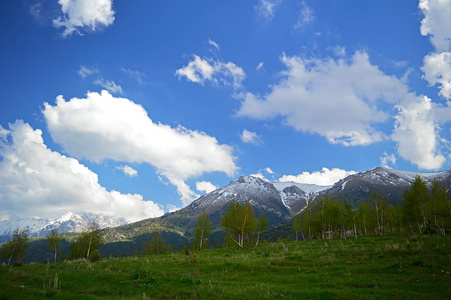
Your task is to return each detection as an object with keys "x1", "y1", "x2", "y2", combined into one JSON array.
[{"x1": 89, "y1": 250, "x2": 101, "y2": 262}]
